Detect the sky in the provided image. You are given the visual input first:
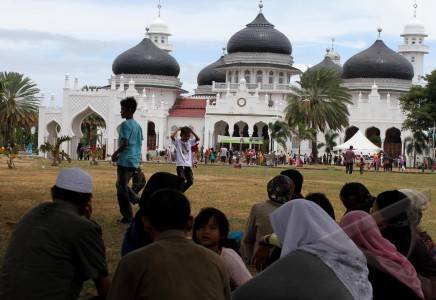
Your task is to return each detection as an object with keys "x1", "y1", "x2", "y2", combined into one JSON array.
[{"x1": 1, "y1": 0, "x2": 436, "y2": 105}]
